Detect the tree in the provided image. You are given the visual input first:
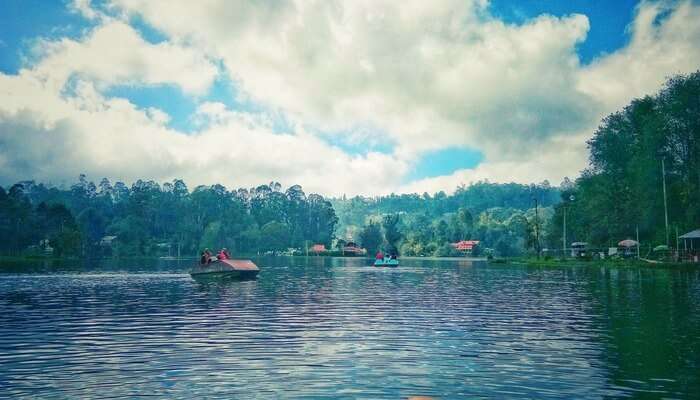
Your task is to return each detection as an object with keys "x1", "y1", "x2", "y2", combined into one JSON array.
[
  {"x1": 359, "y1": 222, "x2": 383, "y2": 256},
  {"x1": 260, "y1": 221, "x2": 291, "y2": 253},
  {"x1": 383, "y1": 214, "x2": 402, "y2": 254}
]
